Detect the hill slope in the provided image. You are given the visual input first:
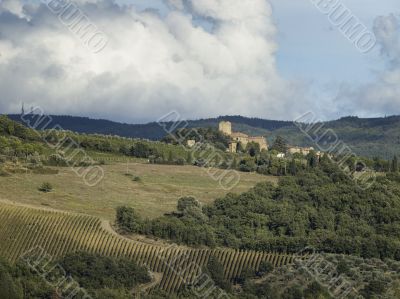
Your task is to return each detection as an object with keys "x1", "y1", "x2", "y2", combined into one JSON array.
[
  {"x1": 0, "y1": 202, "x2": 294, "y2": 293},
  {"x1": 7, "y1": 114, "x2": 400, "y2": 159}
]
